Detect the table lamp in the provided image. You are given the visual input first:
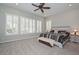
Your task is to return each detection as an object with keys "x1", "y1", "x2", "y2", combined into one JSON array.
[{"x1": 74, "y1": 29, "x2": 78, "y2": 35}]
